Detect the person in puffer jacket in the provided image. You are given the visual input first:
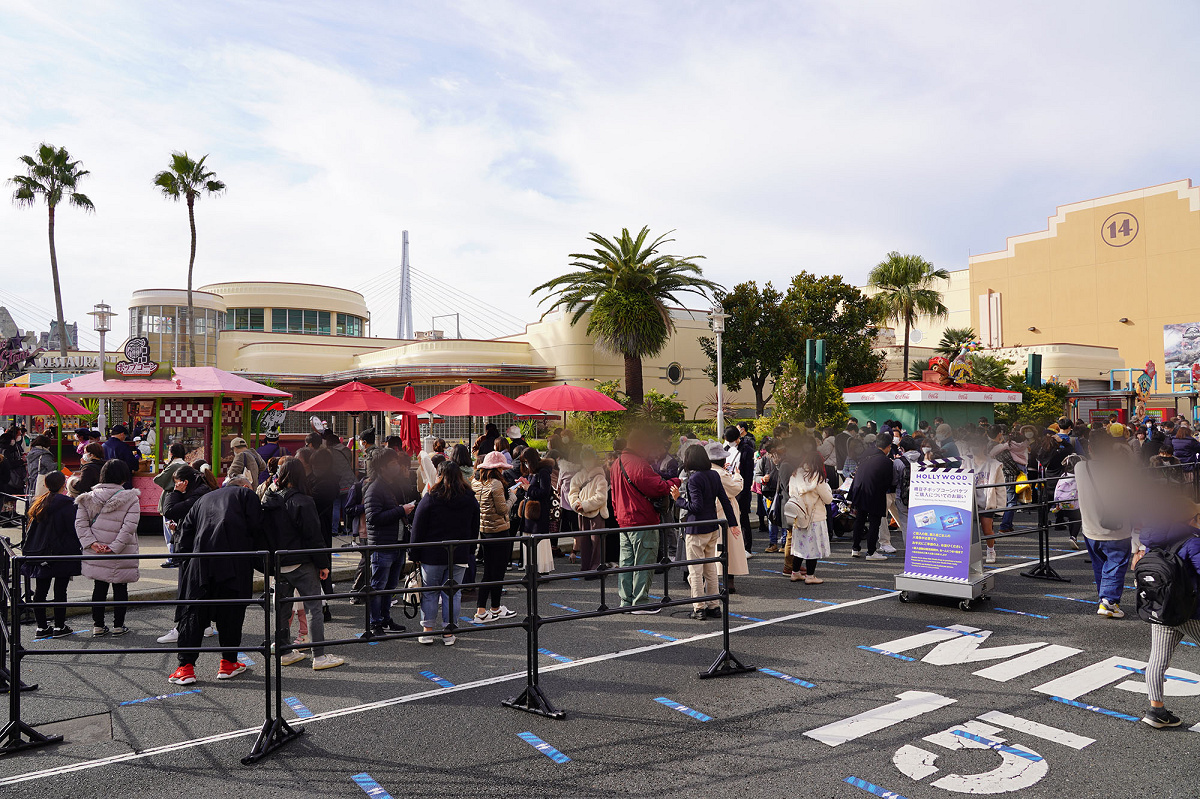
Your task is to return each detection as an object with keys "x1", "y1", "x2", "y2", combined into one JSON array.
[
  {"x1": 24, "y1": 435, "x2": 58, "y2": 497},
  {"x1": 74, "y1": 459, "x2": 141, "y2": 636},
  {"x1": 568, "y1": 447, "x2": 610, "y2": 573}
]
